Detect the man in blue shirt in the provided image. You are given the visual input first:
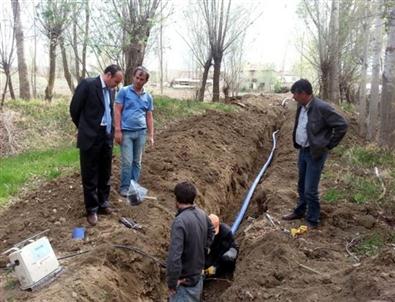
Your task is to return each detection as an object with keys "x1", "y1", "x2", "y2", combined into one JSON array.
[{"x1": 115, "y1": 66, "x2": 154, "y2": 197}]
